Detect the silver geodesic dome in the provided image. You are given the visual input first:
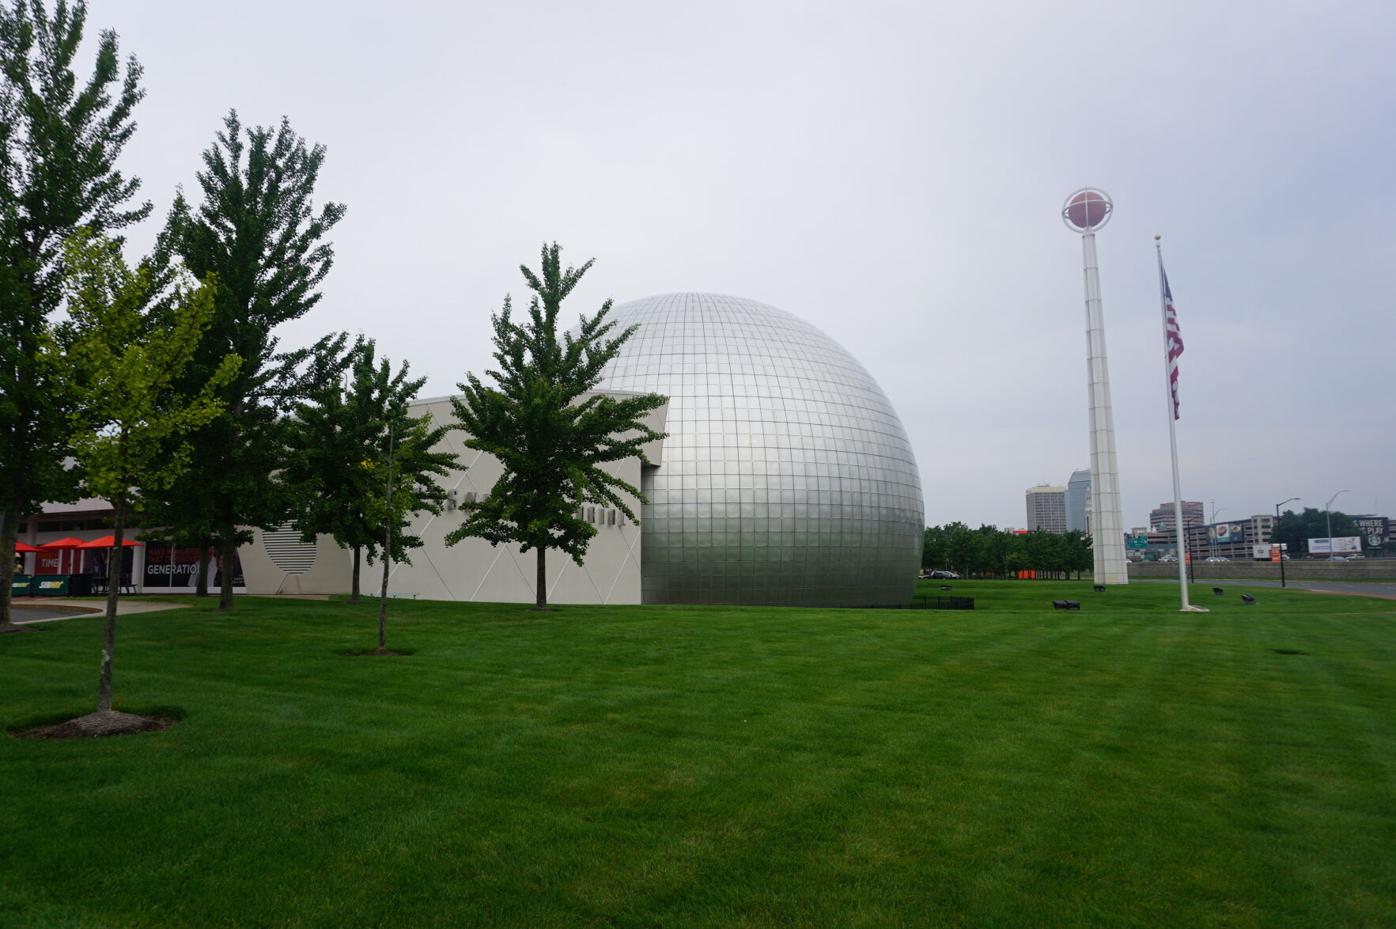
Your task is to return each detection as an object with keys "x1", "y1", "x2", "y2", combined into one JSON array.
[{"x1": 593, "y1": 292, "x2": 923, "y2": 606}]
